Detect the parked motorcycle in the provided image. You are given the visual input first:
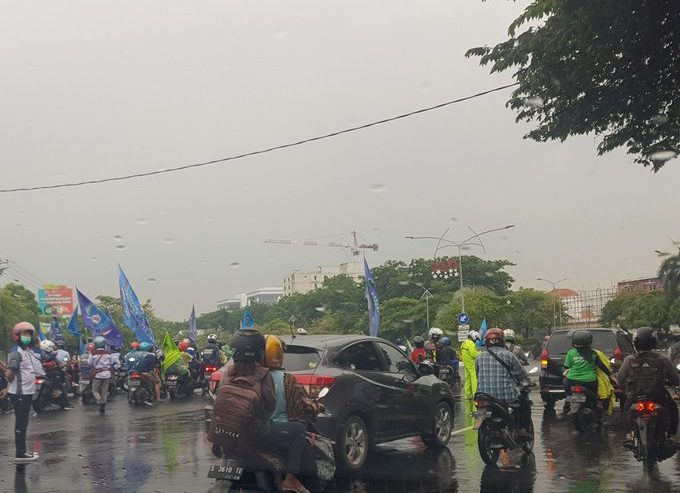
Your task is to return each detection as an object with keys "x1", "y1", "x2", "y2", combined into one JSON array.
[{"x1": 474, "y1": 367, "x2": 538, "y2": 466}]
